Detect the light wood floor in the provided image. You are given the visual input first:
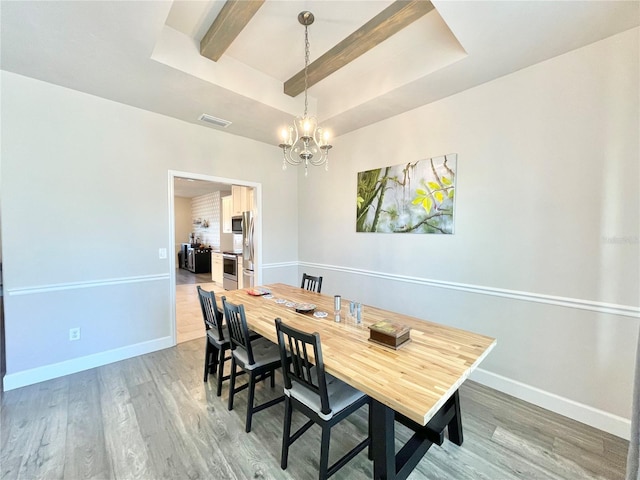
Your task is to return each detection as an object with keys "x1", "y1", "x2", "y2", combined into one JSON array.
[
  {"x1": 0, "y1": 339, "x2": 629, "y2": 480},
  {"x1": 176, "y1": 268, "x2": 224, "y2": 344}
]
